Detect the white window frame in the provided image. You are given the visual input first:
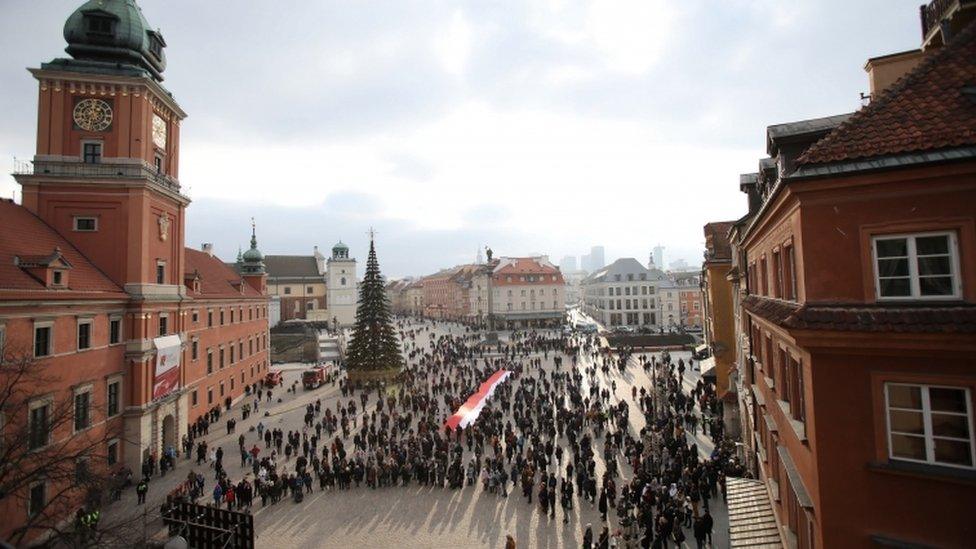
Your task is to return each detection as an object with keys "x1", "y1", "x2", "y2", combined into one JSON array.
[
  {"x1": 872, "y1": 231, "x2": 962, "y2": 301},
  {"x1": 107, "y1": 438, "x2": 120, "y2": 466},
  {"x1": 72, "y1": 215, "x2": 98, "y2": 232},
  {"x1": 33, "y1": 320, "x2": 54, "y2": 358},
  {"x1": 884, "y1": 382, "x2": 975, "y2": 470},
  {"x1": 158, "y1": 313, "x2": 169, "y2": 337},
  {"x1": 156, "y1": 260, "x2": 167, "y2": 285},
  {"x1": 106, "y1": 376, "x2": 122, "y2": 418},
  {"x1": 109, "y1": 314, "x2": 123, "y2": 345},
  {"x1": 73, "y1": 384, "x2": 93, "y2": 434},
  {"x1": 27, "y1": 480, "x2": 46, "y2": 518},
  {"x1": 28, "y1": 396, "x2": 53, "y2": 450},
  {"x1": 77, "y1": 317, "x2": 93, "y2": 351}
]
